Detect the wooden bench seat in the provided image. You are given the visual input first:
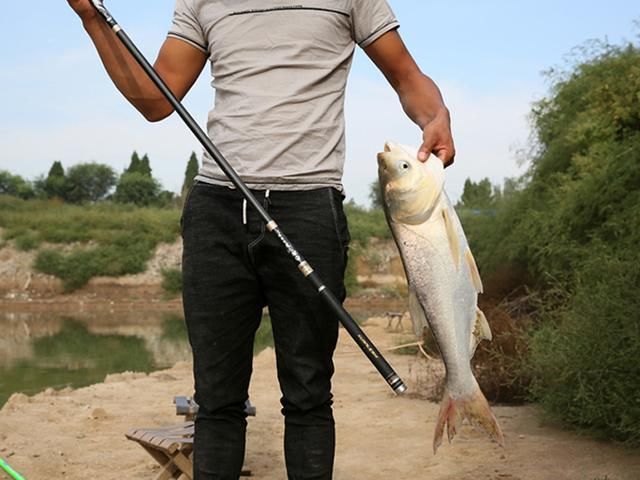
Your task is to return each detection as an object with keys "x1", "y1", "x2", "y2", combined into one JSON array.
[{"x1": 125, "y1": 397, "x2": 255, "y2": 479}]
